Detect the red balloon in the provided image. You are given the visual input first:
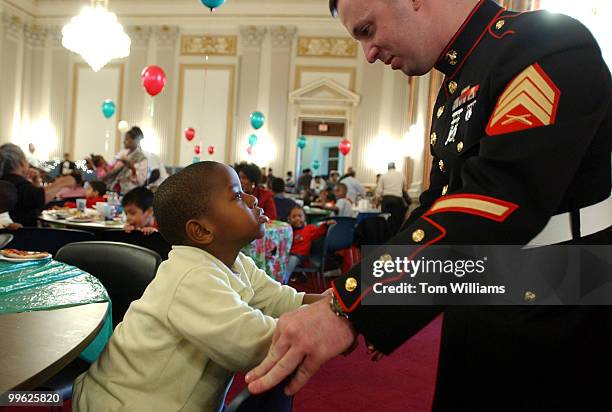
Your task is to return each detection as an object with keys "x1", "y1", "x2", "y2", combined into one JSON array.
[
  {"x1": 194, "y1": 144, "x2": 202, "y2": 155},
  {"x1": 339, "y1": 138, "x2": 352, "y2": 156},
  {"x1": 207, "y1": 146, "x2": 215, "y2": 155},
  {"x1": 141, "y1": 65, "x2": 167, "y2": 96},
  {"x1": 184, "y1": 127, "x2": 195, "y2": 142},
  {"x1": 246, "y1": 146, "x2": 253, "y2": 156}
]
